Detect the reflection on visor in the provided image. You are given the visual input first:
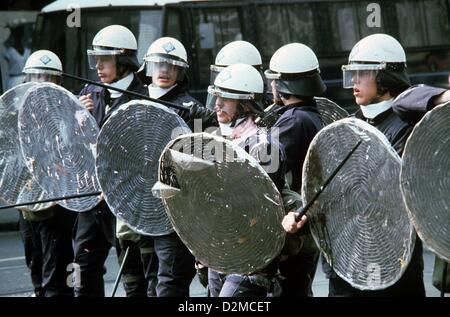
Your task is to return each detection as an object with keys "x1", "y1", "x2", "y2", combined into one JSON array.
[
  {"x1": 206, "y1": 85, "x2": 254, "y2": 111},
  {"x1": 25, "y1": 73, "x2": 61, "y2": 84},
  {"x1": 342, "y1": 69, "x2": 379, "y2": 88},
  {"x1": 87, "y1": 55, "x2": 116, "y2": 70},
  {"x1": 209, "y1": 65, "x2": 225, "y2": 85},
  {"x1": 145, "y1": 61, "x2": 185, "y2": 82},
  {"x1": 144, "y1": 55, "x2": 188, "y2": 68},
  {"x1": 264, "y1": 69, "x2": 281, "y2": 80},
  {"x1": 207, "y1": 85, "x2": 254, "y2": 100},
  {"x1": 205, "y1": 93, "x2": 217, "y2": 110},
  {"x1": 342, "y1": 63, "x2": 386, "y2": 88}
]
